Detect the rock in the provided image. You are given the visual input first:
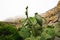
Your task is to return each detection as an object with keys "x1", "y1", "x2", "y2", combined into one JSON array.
[
  {"x1": 41, "y1": 1, "x2": 60, "y2": 23},
  {"x1": 54, "y1": 36, "x2": 60, "y2": 40}
]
